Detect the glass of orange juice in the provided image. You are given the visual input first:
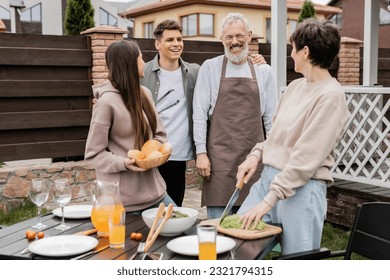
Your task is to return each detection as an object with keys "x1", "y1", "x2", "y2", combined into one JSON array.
[
  {"x1": 109, "y1": 210, "x2": 126, "y2": 249},
  {"x1": 197, "y1": 225, "x2": 217, "y2": 260}
]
